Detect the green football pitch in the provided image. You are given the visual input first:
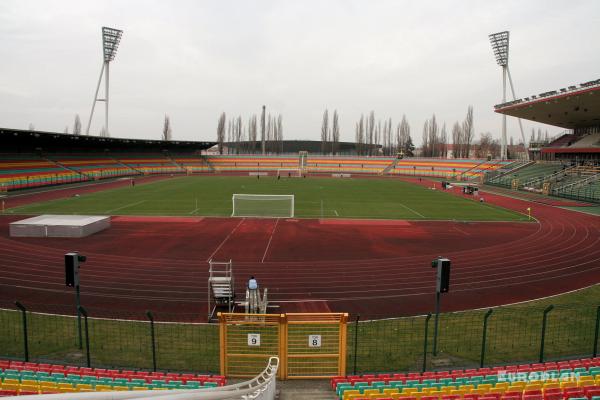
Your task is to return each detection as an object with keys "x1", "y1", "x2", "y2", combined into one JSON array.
[{"x1": 6, "y1": 176, "x2": 528, "y2": 221}]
